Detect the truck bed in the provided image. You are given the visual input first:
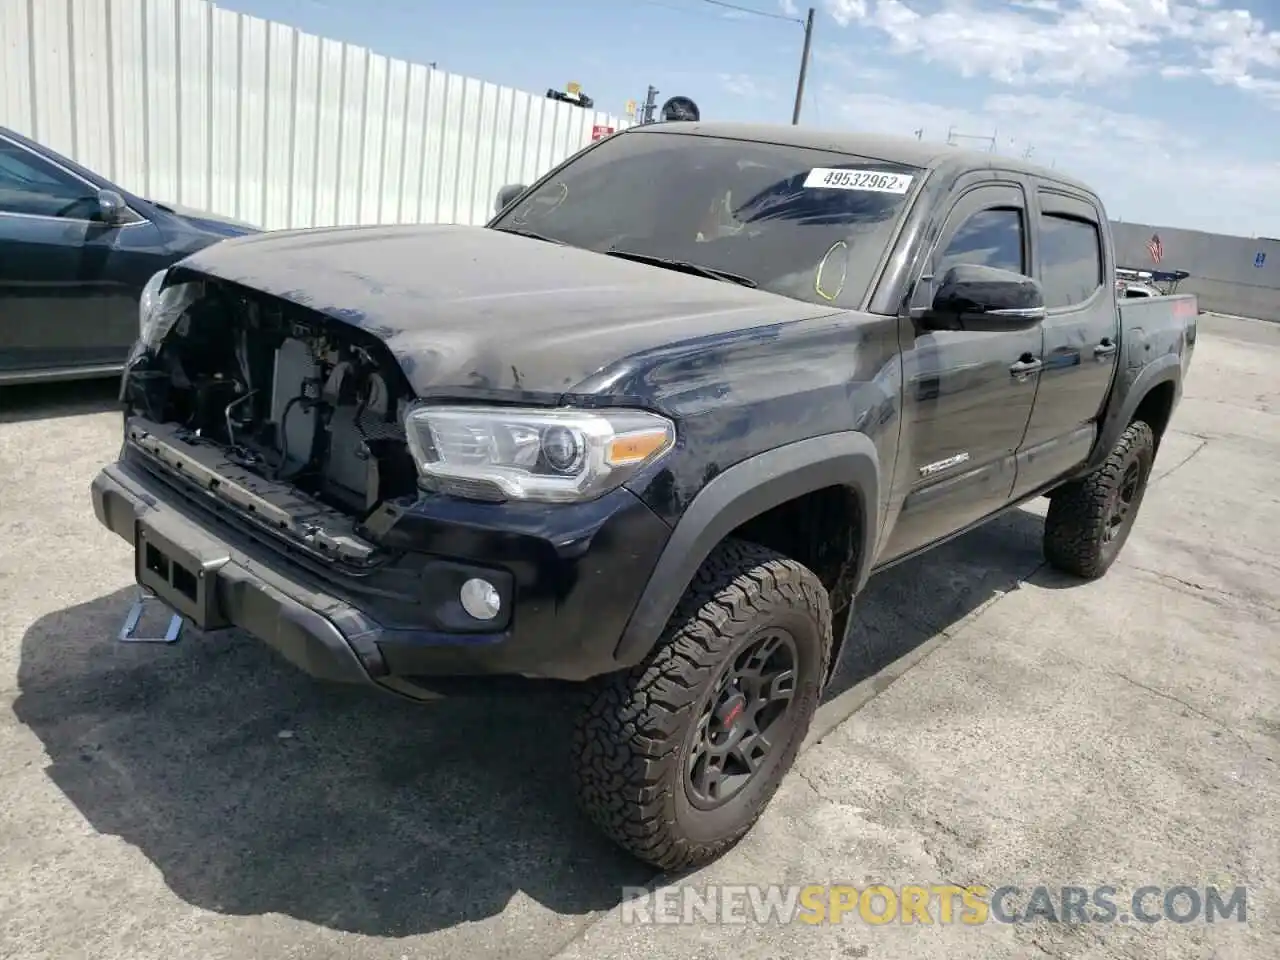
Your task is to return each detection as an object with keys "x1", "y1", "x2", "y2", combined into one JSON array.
[{"x1": 1116, "y1": 292, "x2": 1198, "y2": 377}]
